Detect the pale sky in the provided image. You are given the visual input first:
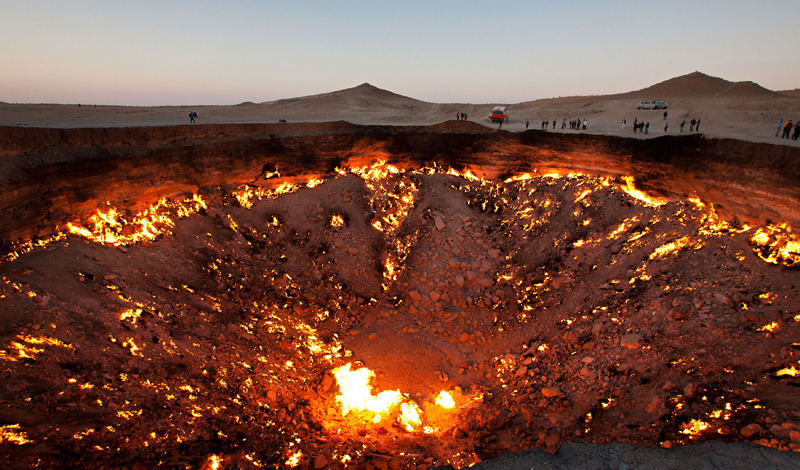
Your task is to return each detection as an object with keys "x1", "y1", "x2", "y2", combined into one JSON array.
[{"x1": 1, "y1": 1, "x2": 797, "y2": 106}]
